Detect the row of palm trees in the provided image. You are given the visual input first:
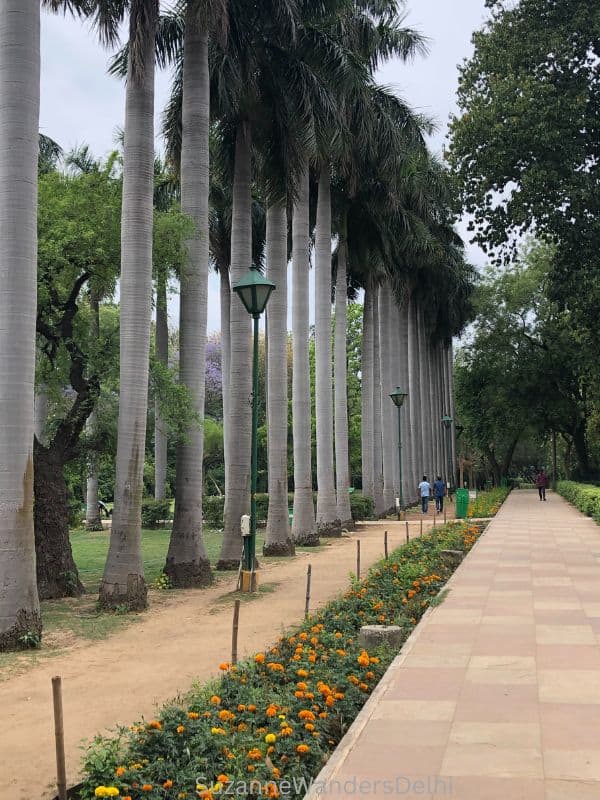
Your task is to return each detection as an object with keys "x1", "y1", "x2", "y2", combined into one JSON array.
[{"x1": 0, "y1": 0, "x2": 473, "y2": 650}]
